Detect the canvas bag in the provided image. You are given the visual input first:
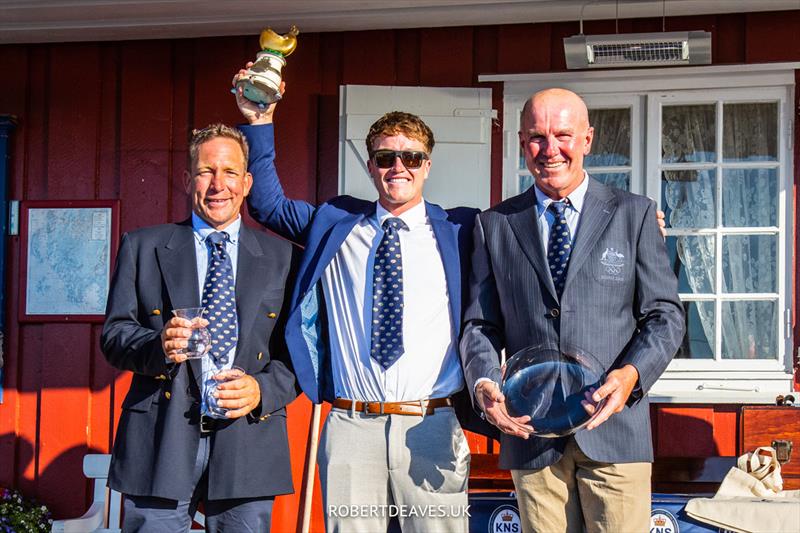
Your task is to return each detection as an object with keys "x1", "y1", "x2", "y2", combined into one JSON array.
[{"x1": 685, "y1": 447, "x2": 800, "y2": 533}]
